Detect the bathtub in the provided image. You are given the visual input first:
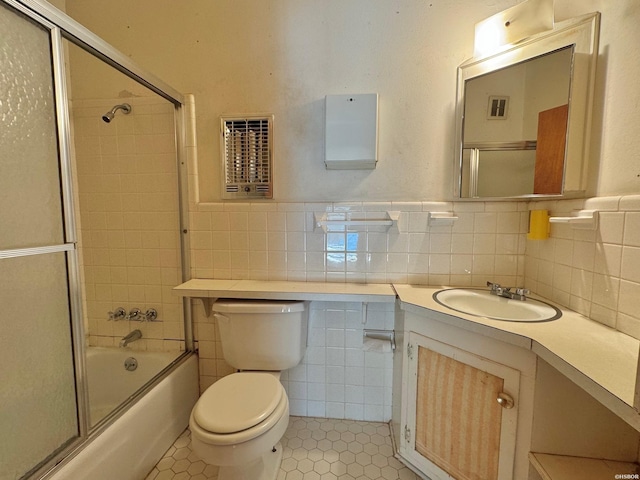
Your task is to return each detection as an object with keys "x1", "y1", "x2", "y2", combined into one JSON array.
[
  {"x1": 47, "y1": 349, "x2": 199, "y2": 480},
  {"x1": 86, "y1": 347, "x2": 186, "y2": 426}
]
